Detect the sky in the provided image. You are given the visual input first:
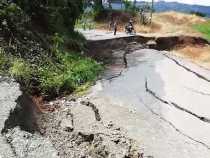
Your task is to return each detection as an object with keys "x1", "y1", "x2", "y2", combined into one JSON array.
[{"x1": 131, "y1": 0, "x2": 210, "y2": 6}]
